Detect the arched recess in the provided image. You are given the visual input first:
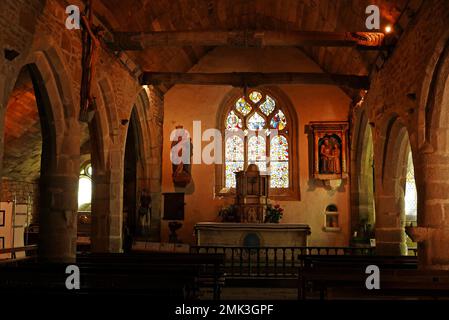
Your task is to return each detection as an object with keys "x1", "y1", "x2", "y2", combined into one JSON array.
[
  {"x1": 122, "y1": 88, "x2": 159, "y2": 245},
  {"x1": 123, "y1": 106, "x2": 145, "y2": 245},
  {"x1": 0, "y1": 48, "x2": 79, "y2": 262},
  {"x1": 350, "y1": 109, "x2": 375, "y2": 243},
  {"x1": 375, "y1": 115, "x2": 413, "y2": 255}
]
